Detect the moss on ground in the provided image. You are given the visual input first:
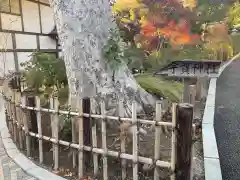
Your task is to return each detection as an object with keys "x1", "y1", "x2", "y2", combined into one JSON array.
[{"x1": 135, "y1": 73, "x2": 183, "y2": 102}]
